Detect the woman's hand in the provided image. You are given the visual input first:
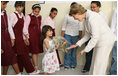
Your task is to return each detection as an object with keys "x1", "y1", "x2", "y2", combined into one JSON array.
[
  {"x1": 66, "y1": 44, "x2": 78, "y2": 50},
  {"x1": 77, "y1": 50, "x2": 85, "y2": 57},
  {"x1": 24, "y1": 38, "x2": 30, "y2": 46},
  {"x1": 1, "y1": 49, "x2": 4, "y2": 54},
  {"x1": 11, "y1": 39, "x2": 15, "y2": 47}
]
